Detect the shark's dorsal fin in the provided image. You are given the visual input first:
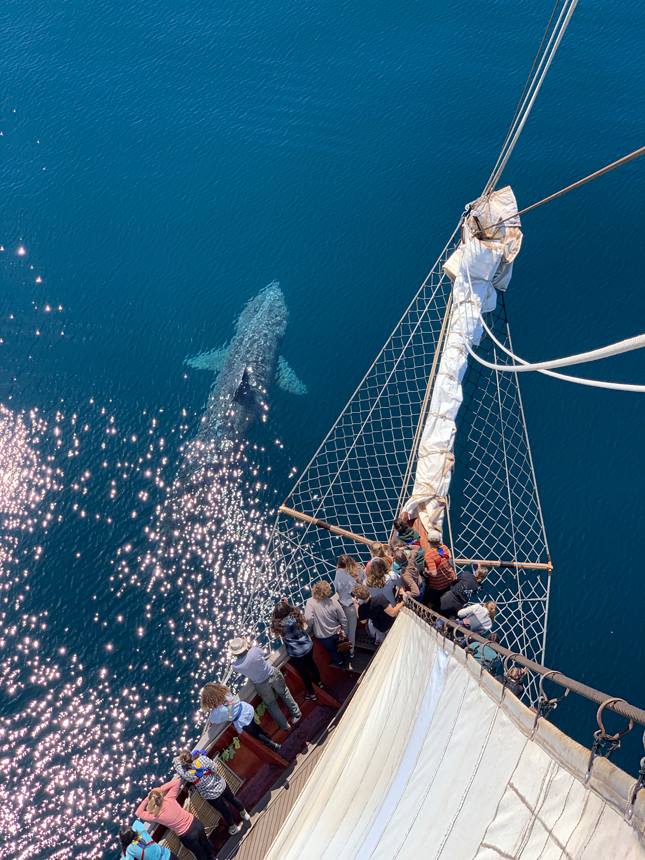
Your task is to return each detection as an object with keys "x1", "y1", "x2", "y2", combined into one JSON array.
[
  {"x1": 276, "y1": 356, "x2": 307, "y2": 395},
  {"x1": 185, "y1": 346, "x2": 228, "y2": 373}
]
